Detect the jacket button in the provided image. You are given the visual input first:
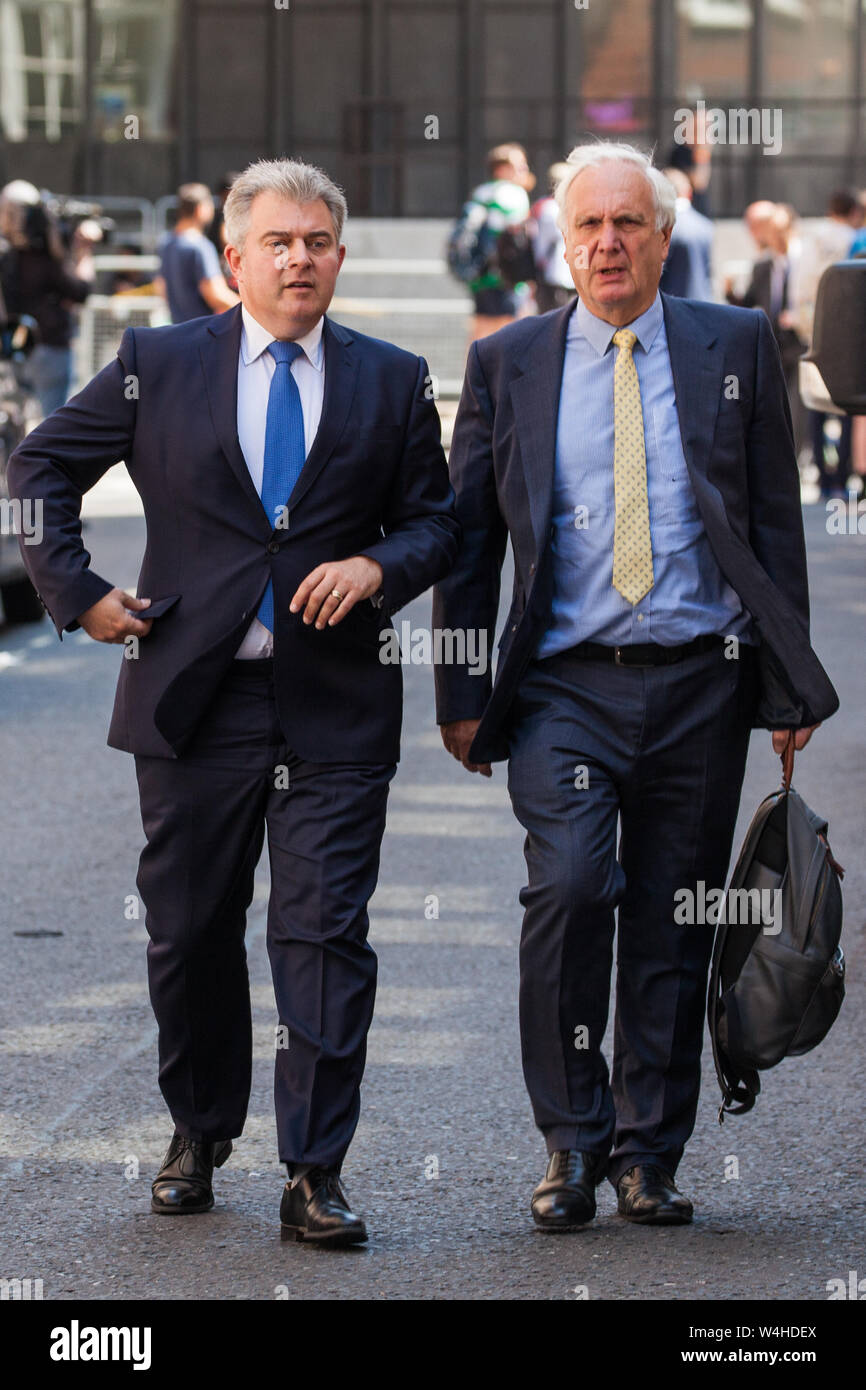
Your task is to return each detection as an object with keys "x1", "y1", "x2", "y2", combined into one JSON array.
[
  {"x1": 529, "y1": 562, "x2": 536, "y2": 575},
  {"x1": 267, "y1": 540, "x2": 280, "y2": 555}
]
